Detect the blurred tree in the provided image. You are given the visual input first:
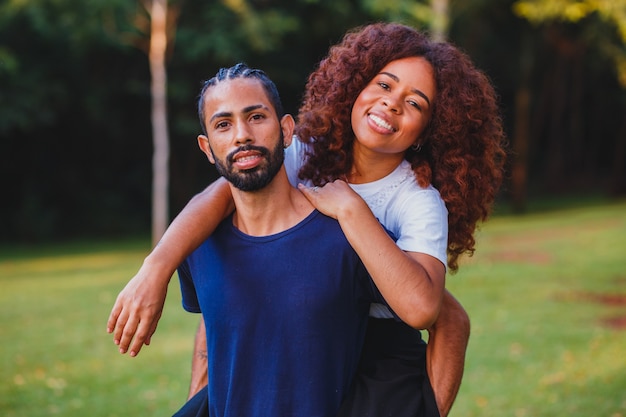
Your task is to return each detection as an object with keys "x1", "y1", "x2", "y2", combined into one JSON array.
[
  {"x1": 360, "y1": 0, "x2": 448, "y2": 39},
  {"x1": 2, "y1": 0, "x2": 624, "y2": 243},
  {"x1": 147, "y1": 0, "x2": 171, "y2": 246},
  {"x1": 0, "y1": 0, "x2": 154, "y2": 241},
  {"x1": 512, "y1": 0, "x2": 626, "y2": 200},
  {"x1": 0, "y1": 0, "x2": 374, "y2": 242},
  {"x1": 514, "y1": 0, "x2": 626, "y2": 83},
  {"x1": 430, "y1": 0, "x2": 450, "y2": 41},
  {"x1": 164, "y1": 0, "x2": 373, "y2": 214}
]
